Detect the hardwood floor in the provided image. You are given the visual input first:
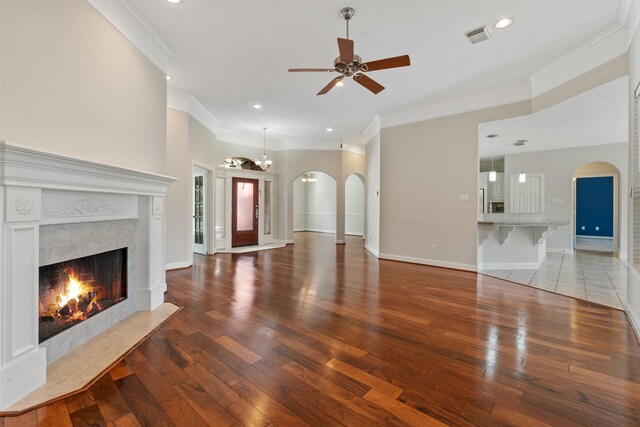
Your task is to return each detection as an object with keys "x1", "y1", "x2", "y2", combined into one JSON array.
[{"x1": 3, "y1": 231, "x2": 640, "y2": 426}]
